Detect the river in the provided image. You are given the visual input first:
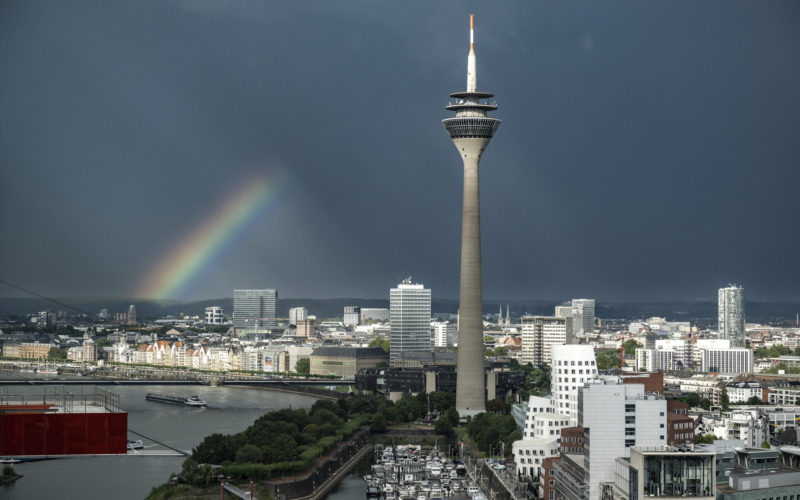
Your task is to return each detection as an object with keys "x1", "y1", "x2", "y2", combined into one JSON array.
[{"x1": 0, "y1": 383, "x2": 324, "y2": 499}]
